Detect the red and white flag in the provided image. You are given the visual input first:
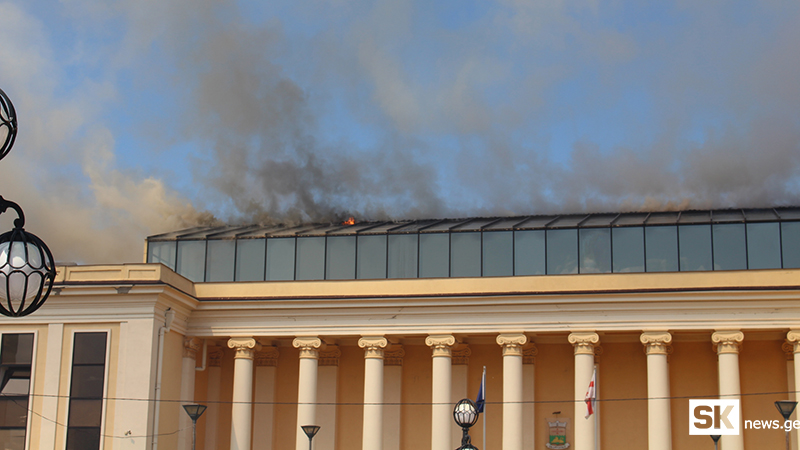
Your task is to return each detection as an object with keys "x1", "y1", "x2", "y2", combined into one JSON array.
[{"x1": 584, "y1": 368, "x2": 596, "y2": 419}]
